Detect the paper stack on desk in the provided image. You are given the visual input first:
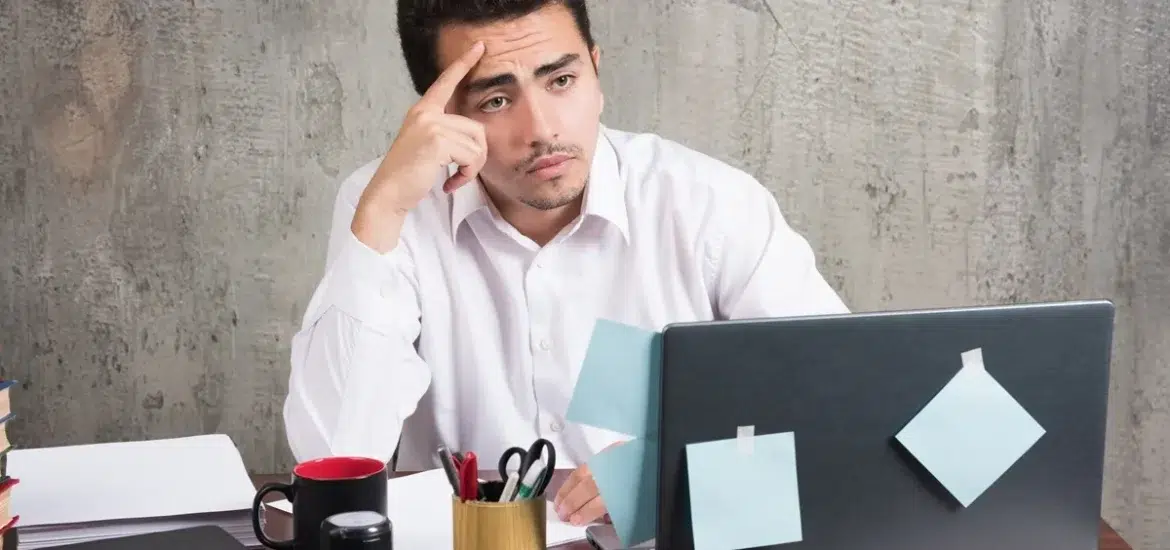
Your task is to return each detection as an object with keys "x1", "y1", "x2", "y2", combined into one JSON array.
[{"x1": 7, "y1": 434, "x2": 259, "y2": 549}]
